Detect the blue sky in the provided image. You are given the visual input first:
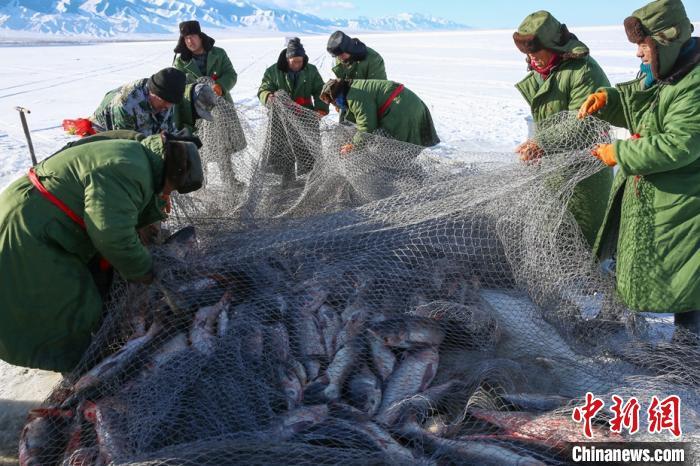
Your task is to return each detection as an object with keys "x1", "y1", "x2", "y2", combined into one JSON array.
[{"x1": 266, "y1": 0, "x2": 700, "y2": 29}]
